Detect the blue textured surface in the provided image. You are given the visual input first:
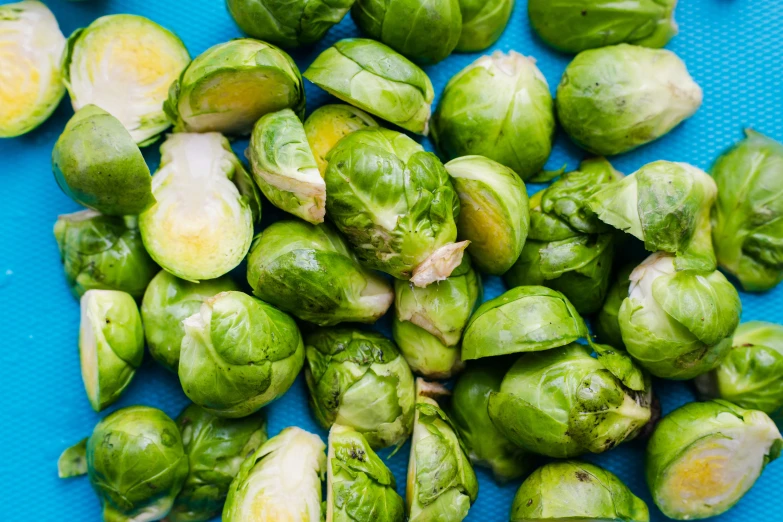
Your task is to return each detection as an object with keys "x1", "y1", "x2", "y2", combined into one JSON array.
[{"x1": 1, "y1": 1, "x2": 782, "y2": 521}]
